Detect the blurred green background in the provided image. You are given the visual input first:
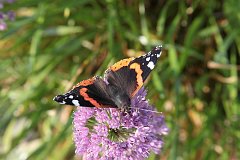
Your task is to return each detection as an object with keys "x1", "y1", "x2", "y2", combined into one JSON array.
[{"x1": 0, "y1": 0, "x2": 239, "y2": 160}]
